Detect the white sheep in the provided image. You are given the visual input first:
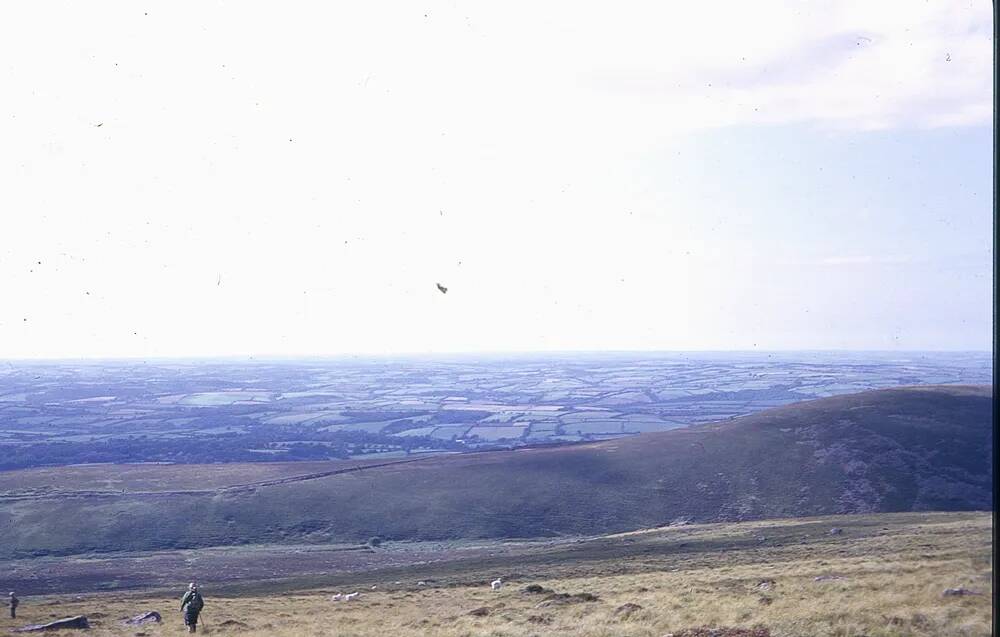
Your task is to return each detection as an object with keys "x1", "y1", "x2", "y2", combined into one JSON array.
[
  {"x1": 332, "y1": 592, "x2": 360, "y2": 602},
  {"x1": 490, "y1": 578, "x2": 503, "y2": 591}
]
